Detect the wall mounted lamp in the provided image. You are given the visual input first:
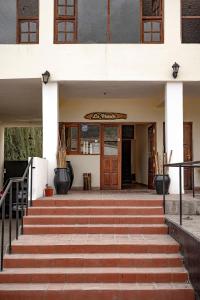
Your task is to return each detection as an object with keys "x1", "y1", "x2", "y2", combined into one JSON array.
[
  {"x1": 42, "y1": 71, "x2": 50, "y2": 84},
  {"x1": 172, "y1": 62, "x2": 180, "y2": 79}
]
